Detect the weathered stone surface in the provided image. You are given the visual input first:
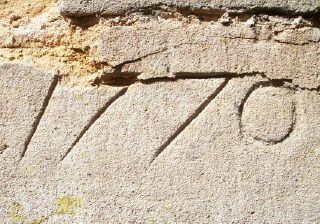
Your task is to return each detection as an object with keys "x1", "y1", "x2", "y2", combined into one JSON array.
[
  {"x1": 0, "y1": 63, "x2": 57, "y2": 162},
  {"x1": 140, "y1": 76, "x2": 320, "y2": 223},
  {"x1": 1, "y1": 0, "x2": 320, "y2": 223},
  {"x1": 56, "y1": 78, "x2": 226, "y2": 223},
  {"x1": 1, "y1": 66, "x2": 320, "y2": 223},
  {"x1": 98, "y1": 21, "x2": 320, "y2": 89},
  {"x1": 0, "y1": 84, "x2": 125, "y2": 224},
  {"x1": 0, "y1": 63, "x2": 58, "y2": 223},
  {"x1": 59, "y1": 0, "x2": 320, "y2": 16},
  {"x1": 242, "y1": 86, "x2": 295, "y2": 143},
  {"x1": 21, "y1": 85, "x2": 126, "y2": 166},
  {"x1": 0, "y1": 78, "x2": 227, "y2": 223}
]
